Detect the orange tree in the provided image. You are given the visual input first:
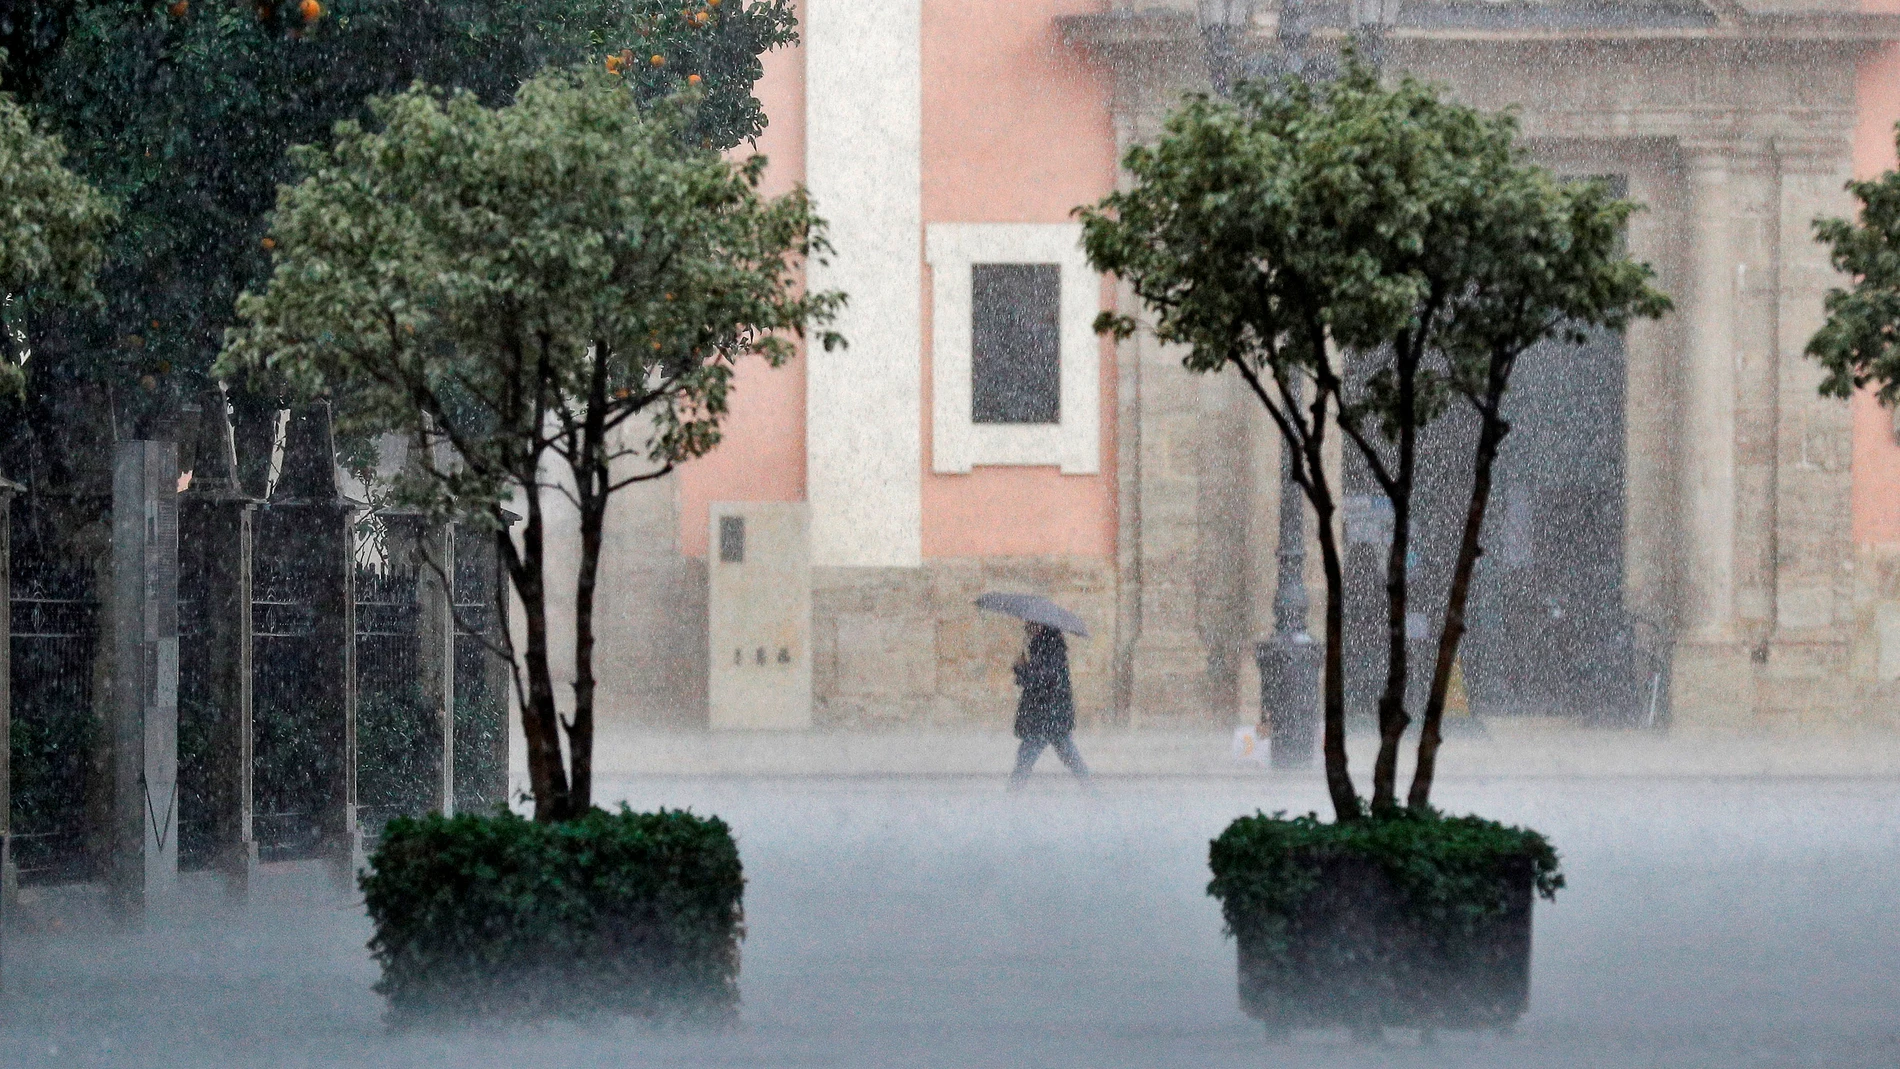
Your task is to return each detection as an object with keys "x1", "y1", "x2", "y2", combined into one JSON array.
[
  {"x1": 221, "y1": 71, "x2": 841, "y2": 821},
  {"x1": 0, "y1": 0, "x2": 794, "y2": 451}
]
